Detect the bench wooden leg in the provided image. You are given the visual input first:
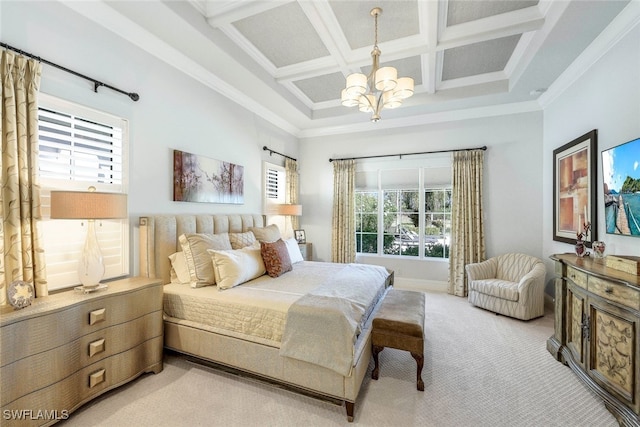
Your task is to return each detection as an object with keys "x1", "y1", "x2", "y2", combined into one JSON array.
[
  {"x1": 411, "y1": 352, "x2": 424, "y2": 391},
  {"x1": 345, "y1": 401, "x2": 354, "y2": 422},
  {"x1": 372, "y1": 345, "x2": 384, "y2": 380}
]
